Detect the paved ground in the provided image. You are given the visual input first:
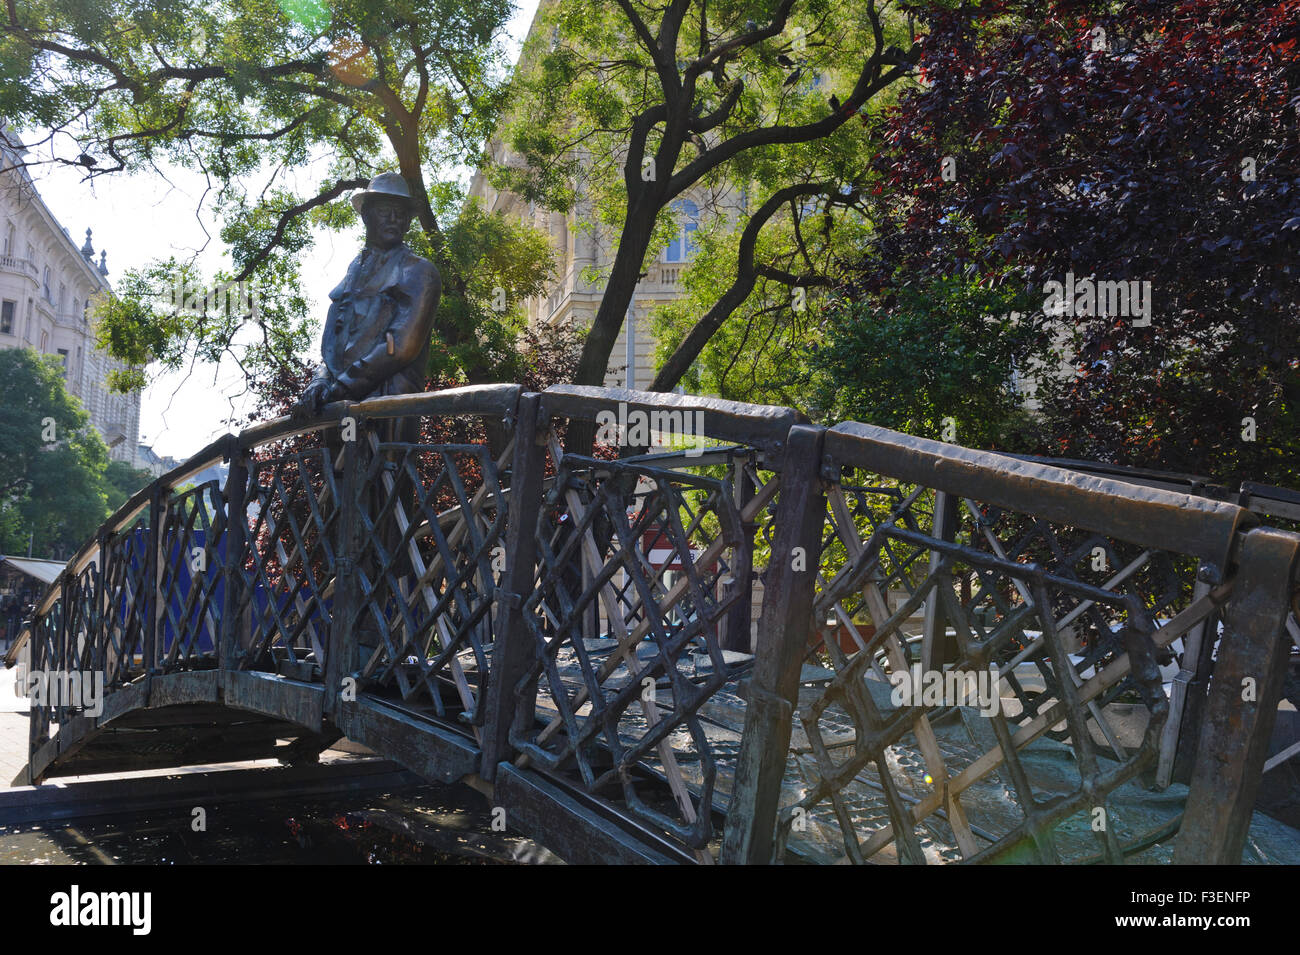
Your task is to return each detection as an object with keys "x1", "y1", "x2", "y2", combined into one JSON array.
[{"x1": 0, "y1": 667, "x2": 29, "y2": 786}]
